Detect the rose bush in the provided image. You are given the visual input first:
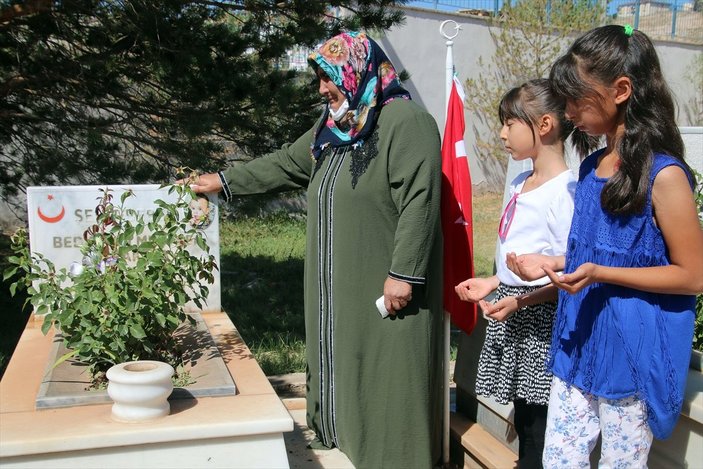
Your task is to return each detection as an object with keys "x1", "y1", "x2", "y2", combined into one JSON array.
[{"x1": 4, "y1": 175, "x2": 218, "y2": 380}]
